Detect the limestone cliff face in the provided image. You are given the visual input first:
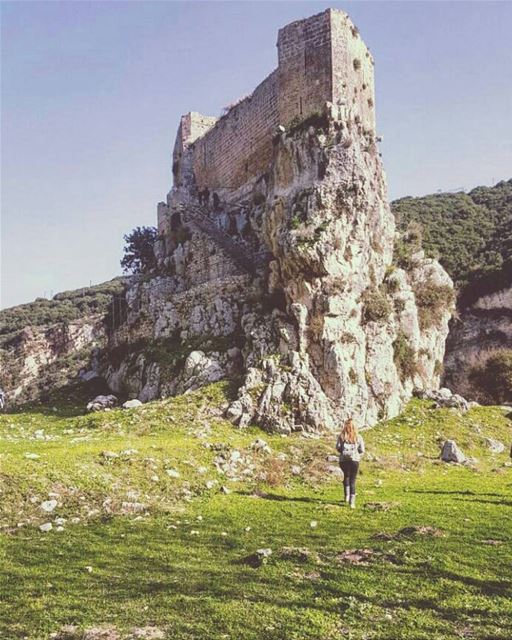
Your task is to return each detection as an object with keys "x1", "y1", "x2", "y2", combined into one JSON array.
[
  {"x1": 227, "y1": 112, "x2": 452, "y2": 431},
  {"x1": 108, "y1": 109, "x2": 453, "y2": 432},
  {"x1": 0, "y1": 317, "x2": 106, "y2": 405},
  {"x1": 444, "y1": 286, "x2": 512, "y2": 401}
]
